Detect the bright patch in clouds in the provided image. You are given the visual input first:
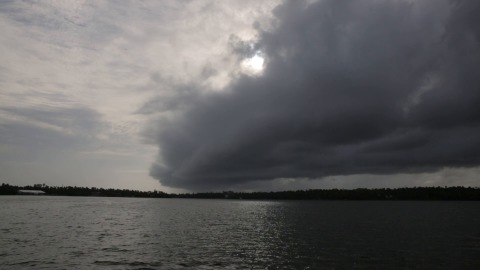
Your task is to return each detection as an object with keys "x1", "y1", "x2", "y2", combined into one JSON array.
[{"x1": 241, "y1": 52, "x2": 265, "y2": 75}]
